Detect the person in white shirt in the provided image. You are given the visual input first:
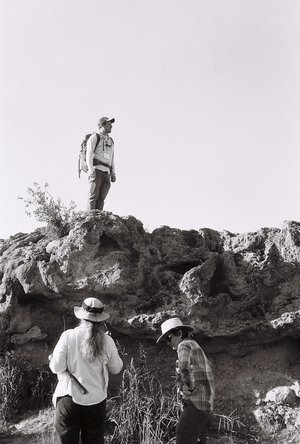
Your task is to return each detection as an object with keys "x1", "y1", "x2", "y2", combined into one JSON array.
[
  {"x1": 49, "y1": 297, "x2": 123, "y2": 444},
  {"x1": 86, "y1": 117, "x2": 116, "y2": 210}
]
